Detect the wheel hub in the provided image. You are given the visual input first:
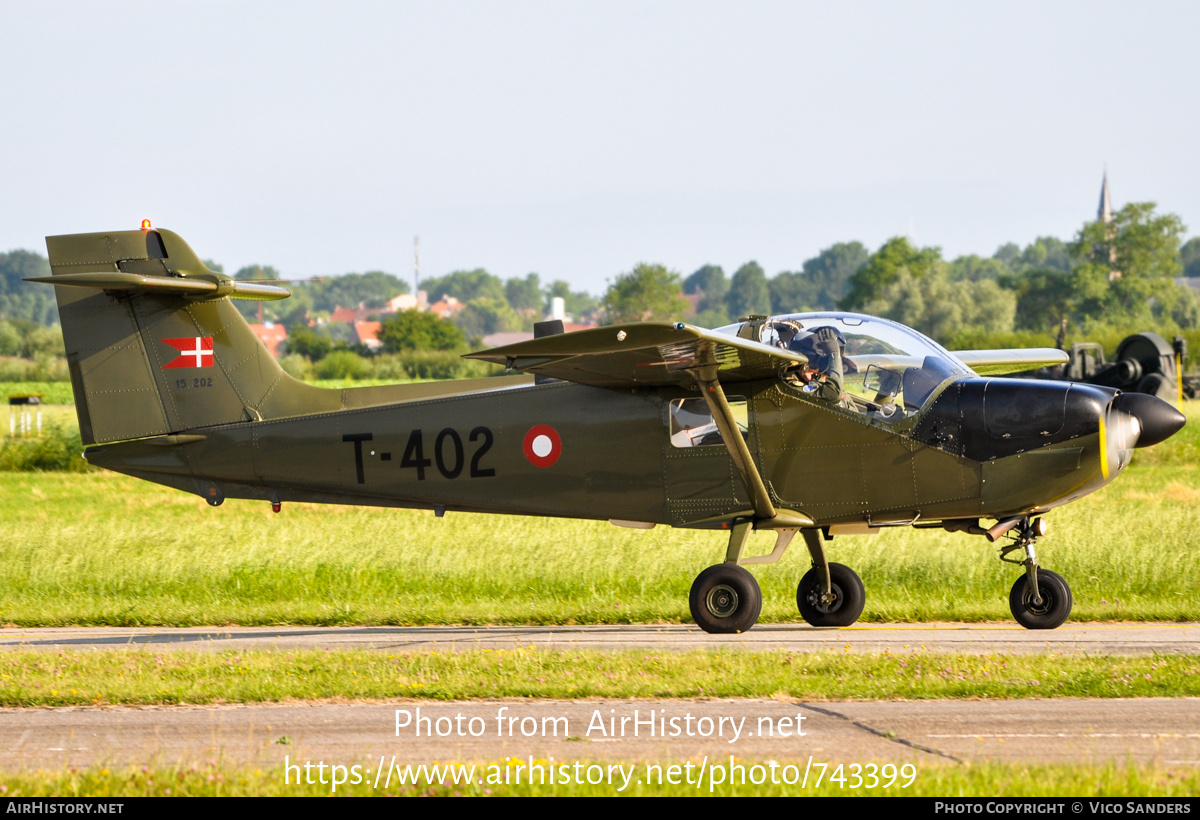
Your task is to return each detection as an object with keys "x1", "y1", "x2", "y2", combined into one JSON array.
[
  {"x1": 1023, "y1": 589, "x2": 1054, "y2": 616},
  {"x1": 706, "y1": 584, "x2": 739, "y2": 618},
  {"x1": 807, "y1": 584, "x2": 841, "y2": 613}
]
